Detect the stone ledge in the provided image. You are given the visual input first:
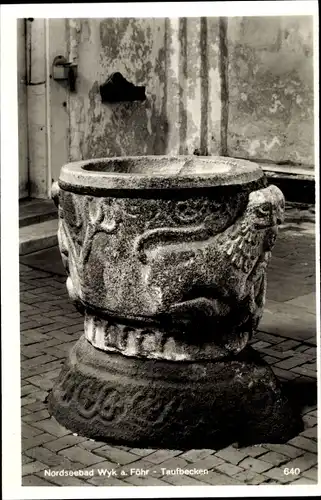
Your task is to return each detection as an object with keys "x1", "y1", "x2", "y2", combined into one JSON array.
[
  {"x1": 261, "y1": 164, "x2": 314, "y2": 180},
  {"x1": 19, "y1": 198, "x2": 58, "y2": 228},
  {"x1": 19, "y1": 219, "x2": 58, "y2": 256}
]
